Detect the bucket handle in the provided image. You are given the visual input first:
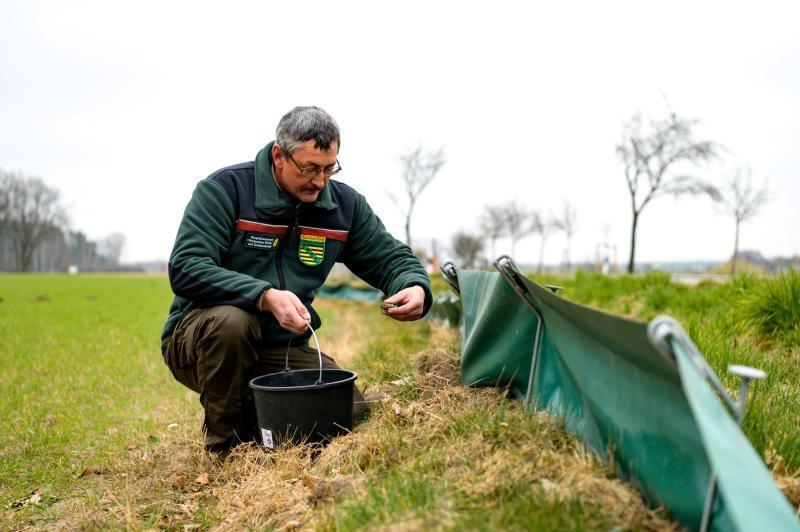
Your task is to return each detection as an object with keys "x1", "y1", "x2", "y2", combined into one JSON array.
[{"x1": 283, "y1": 322, "x2": 324, "y2": 385}]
